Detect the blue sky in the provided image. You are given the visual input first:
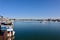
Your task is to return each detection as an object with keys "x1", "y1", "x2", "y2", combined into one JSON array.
[{"x1": 0, "y1": 0, "x2": 60, "y2": 18}]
